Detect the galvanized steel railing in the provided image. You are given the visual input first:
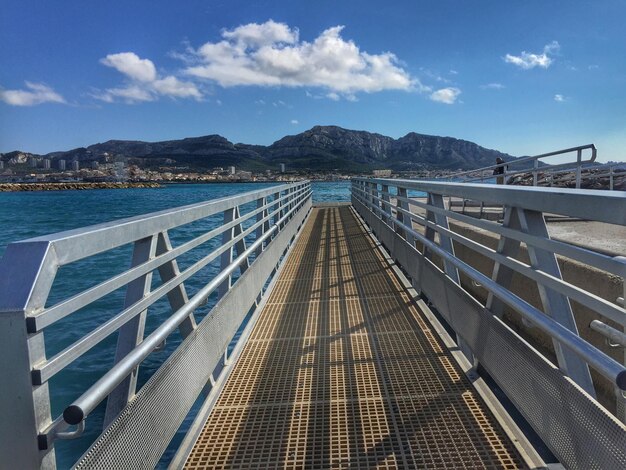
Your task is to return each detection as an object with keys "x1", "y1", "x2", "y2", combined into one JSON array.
[
  {"x1": 447, "y1": 144, "x2": 599, "y2": 188},
  {"x1": 0, "y1": 181, "x2": 312, "y2": 469},
  {"x1": 352, "y1": 177, "x2": 626, "y2": 469}
]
